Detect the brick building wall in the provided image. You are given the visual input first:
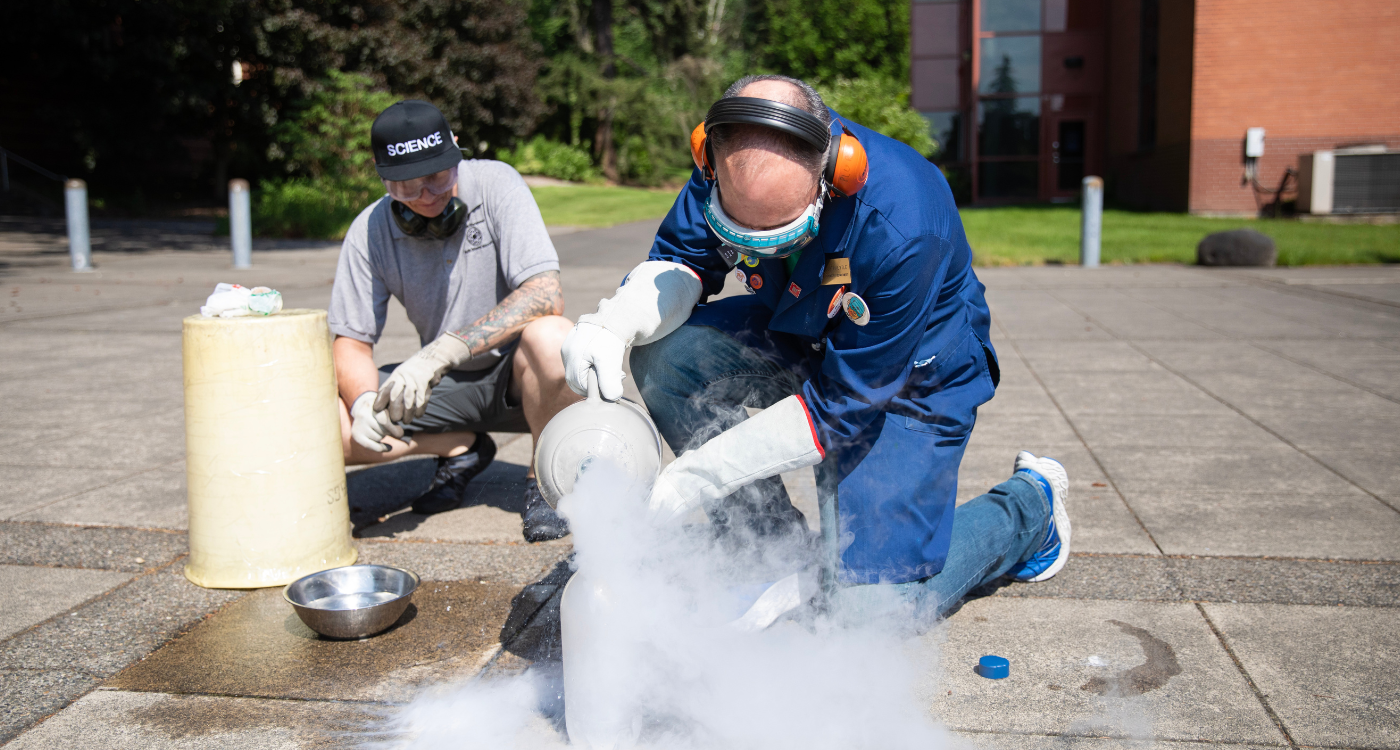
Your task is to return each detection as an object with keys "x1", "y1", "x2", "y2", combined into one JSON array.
[{"x1": 1189, "y1": 0, "x2": 1400, "y2": 213}]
